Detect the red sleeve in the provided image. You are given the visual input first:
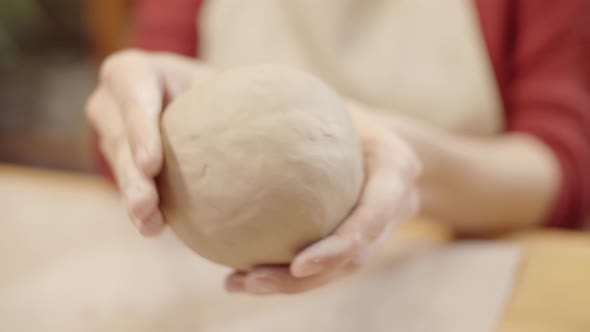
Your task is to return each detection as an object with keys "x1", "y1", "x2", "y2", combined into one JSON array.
[
  {"x1": 477, "y1": 0, "x2": 590, "y2": 229},
  {"x1": 130, "y1": 0, "x2": 203, "y2": 56}
]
